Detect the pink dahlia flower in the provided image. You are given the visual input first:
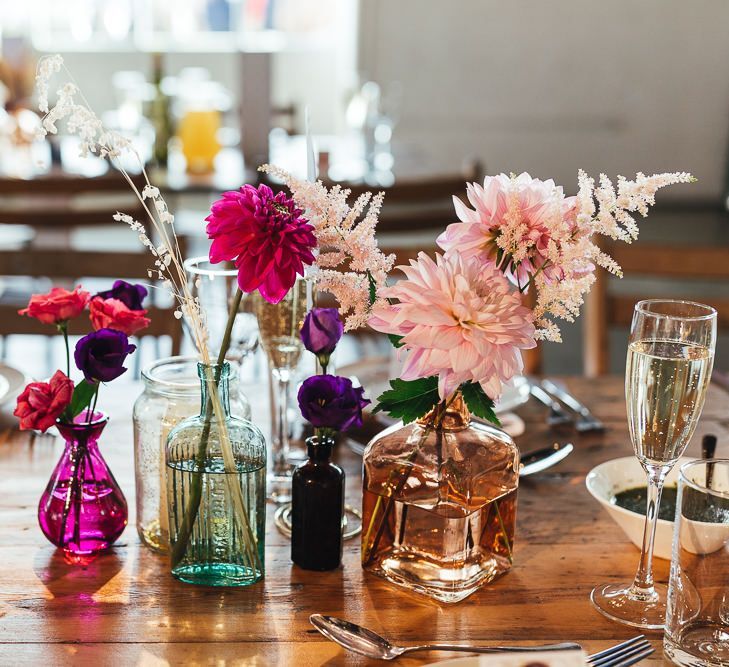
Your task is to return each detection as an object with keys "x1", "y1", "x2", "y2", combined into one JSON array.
[
  {"x1": 206, "y1": 184, "x2": 317, "y2": 304},
  {"x1": 368, "y1": 252, "x2": 536, "y2": 400},
  {"x1": 437, "y1": 173, "x2": 576, "y2": 287}
]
